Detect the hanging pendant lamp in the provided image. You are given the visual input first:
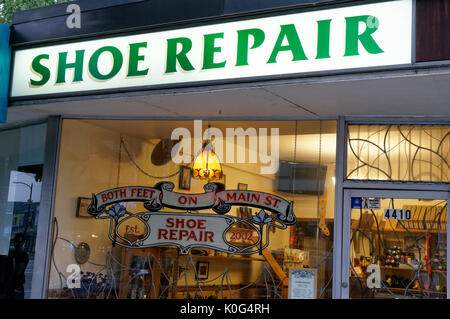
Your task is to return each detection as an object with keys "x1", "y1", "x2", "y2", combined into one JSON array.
[{"x1": 192, "y1": 128, "x2": 223, "y2": 180}]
